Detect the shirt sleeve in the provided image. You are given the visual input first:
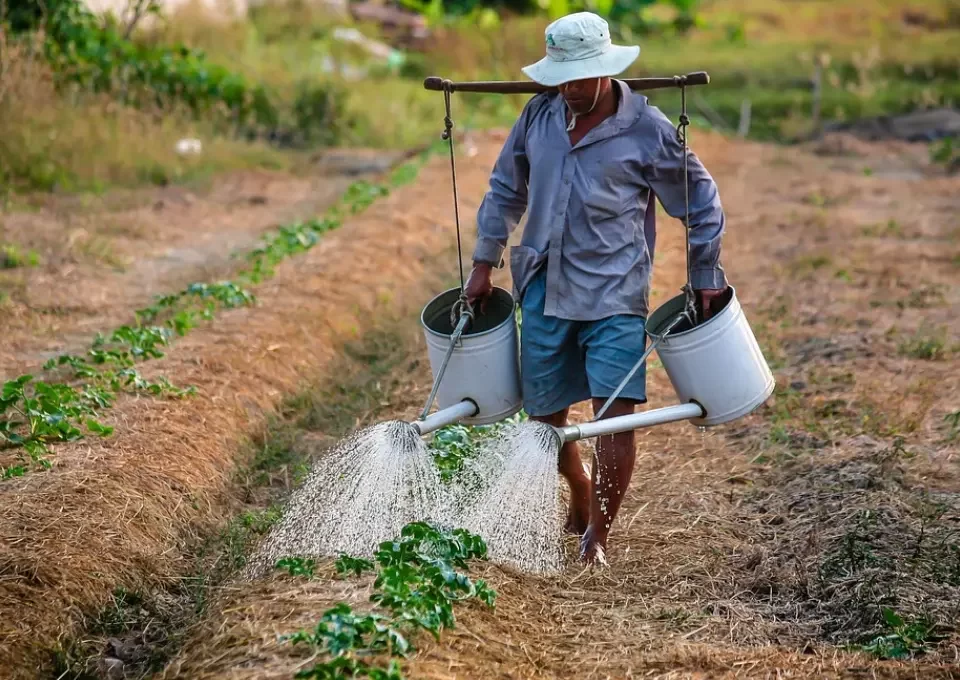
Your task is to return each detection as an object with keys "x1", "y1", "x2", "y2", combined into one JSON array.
[
  {"x1": 472, "y1": 97, "x2": 536, "y2": 267},
  {"x1": 642, "y1": 120, "x2": 727, "y2": 290}
]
